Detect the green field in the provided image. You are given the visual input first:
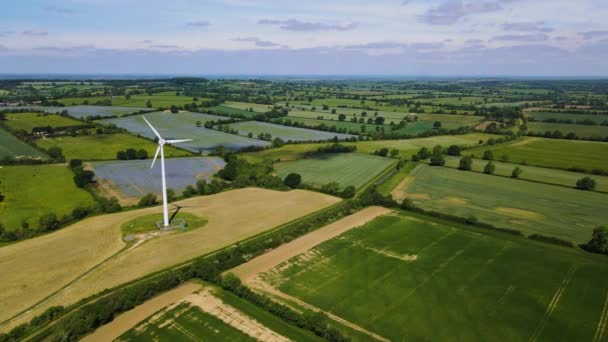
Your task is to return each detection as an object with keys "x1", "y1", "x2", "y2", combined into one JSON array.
[
  {"x1": 58, "y1": 94, "x2": 211, "y2": 108},
  {"x1": 527, "y1": 122, "x2": 608, "y2": 139},
  {"x1": 441, "y1": 156, "x2": 608, "y2": 192},
  {"x1": 119, "y1": 285, "x2": 320, "y2": 342},
  {"x1": 222, "y1": 121, "x2": 354, "y2": 141},
  {"x1": 4, "y1": 113, "x2": 84, "y2": 132},
  {"x1": 222, "y1": 101, "x2": 275, "y2": 113},
  {"x1": 263, "y1": 213, "x2": 608, "y2": 341},
  {"x1": 527, "y1": 111, "x2": 608, "y2": 124},
  {"x1": 35, "y1": 134, "x2": 190, "y2": 160},
  {"x1": 279, "y1": 116, "x2": 385, "y2": 134},
  {"x1": 210, "y1": 105, "x2": 258, "y2": 117},
  {"x1": 399, "y1": 165, "x2": 608, "y2": 243},
  {"x1": 465, "y1": 137, "x2": 608, "y2": 172},
  {"x1": 242, "y1": 133, "x2": 497, "y2": 163},
  {"x1": 0, "y1": 128, "x2": 47, "y2": 160},
  {"x1": 0, "y1": 164, "x2": 97, "y2": 230},
  {"x1": 275, "y1": 153, "x2": 395, "y2": 190}
]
